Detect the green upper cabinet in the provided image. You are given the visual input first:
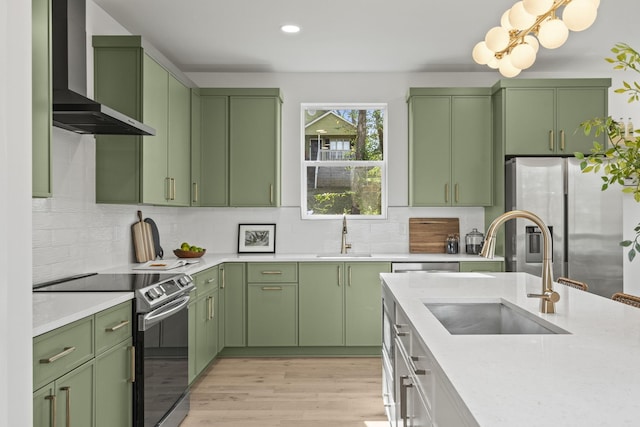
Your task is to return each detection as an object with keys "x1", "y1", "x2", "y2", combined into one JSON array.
[
  {"x1": 194, "y1": 89, "x2": 282, "y2": 207},
  {"x1": 190, "y1": 90, "x2": 201, "y2": 206},
  {"x1": 32, "y1": 0, "x2": 52, "y2": 198},
  {"x1": 492, "y1": 79, "x2": 611, "y2": 156},
  {"x1": 409, "y1": 88, "x2": 493, "y2": 207},
  {"x1": 93, "y1": 35, "x2": 191, "y2": 206}
]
